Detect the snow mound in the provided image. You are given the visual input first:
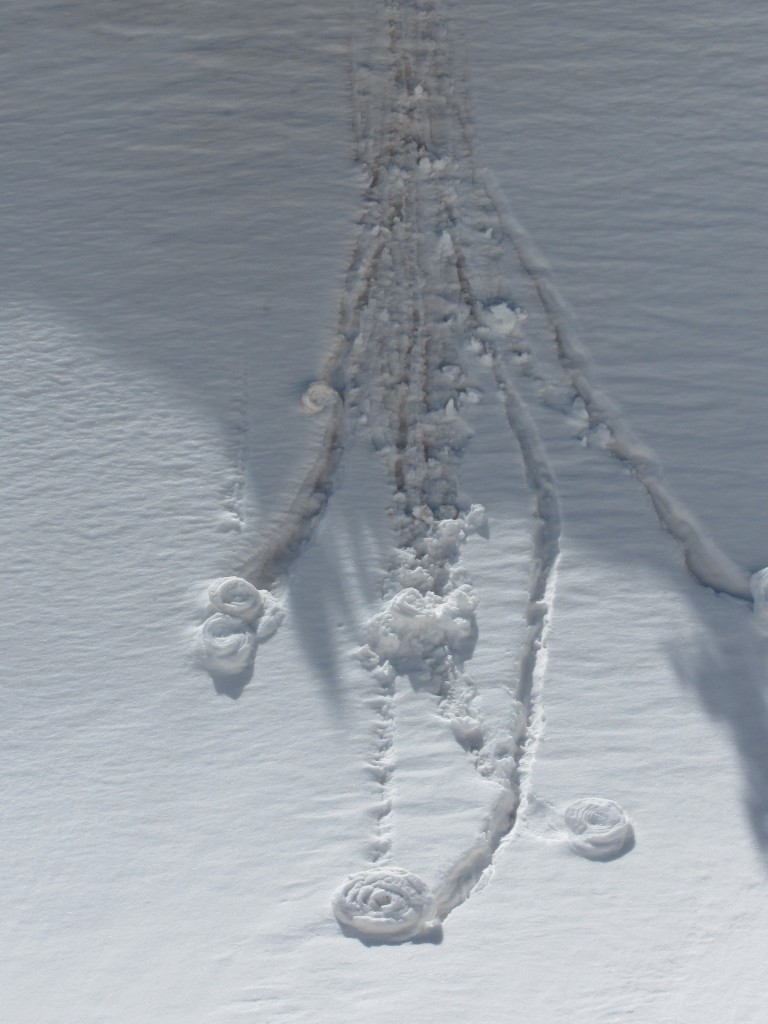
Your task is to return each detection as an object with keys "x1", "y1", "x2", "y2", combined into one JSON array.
[
  {"x1": 331, "y1": 867, "x2": 437, "y2": 942},
  {"x1": 208, "y1": 576, "x2": 264, "y2": 623},
  {"x1": 196, "y1": 613, "x2": 256, "y2": 676},
  {"x1": 361, "y1": 584, "x2": 477, "y2": 688},
  {"x1": 563, "y1": 798, "x2": 633, "y2": 860}
]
